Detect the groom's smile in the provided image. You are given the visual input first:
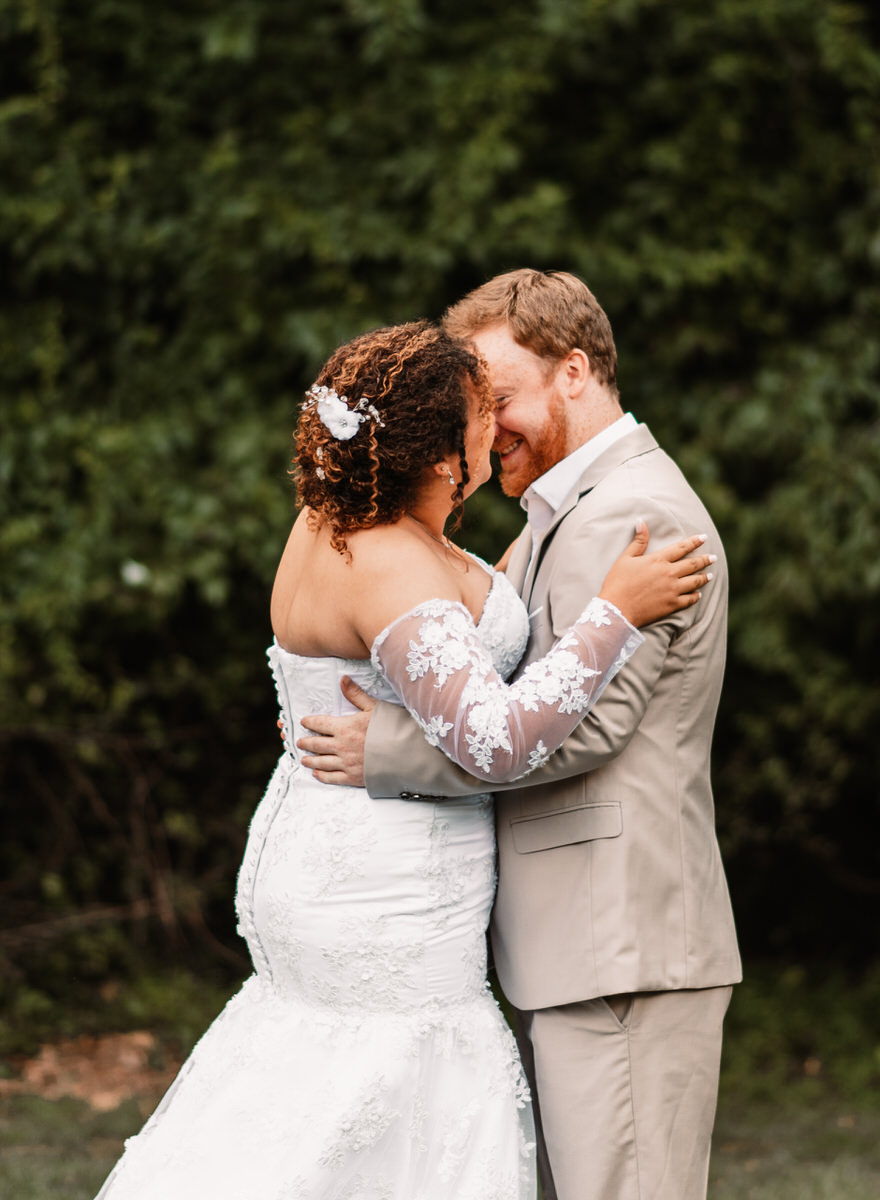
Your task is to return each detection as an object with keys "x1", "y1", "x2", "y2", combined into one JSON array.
[
  {"x1": 495, "y1": 436, "x2": 523, "y2": 461},
  {"x1": 470, "y1": 325, "x2": 571, "y2": 498}
]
